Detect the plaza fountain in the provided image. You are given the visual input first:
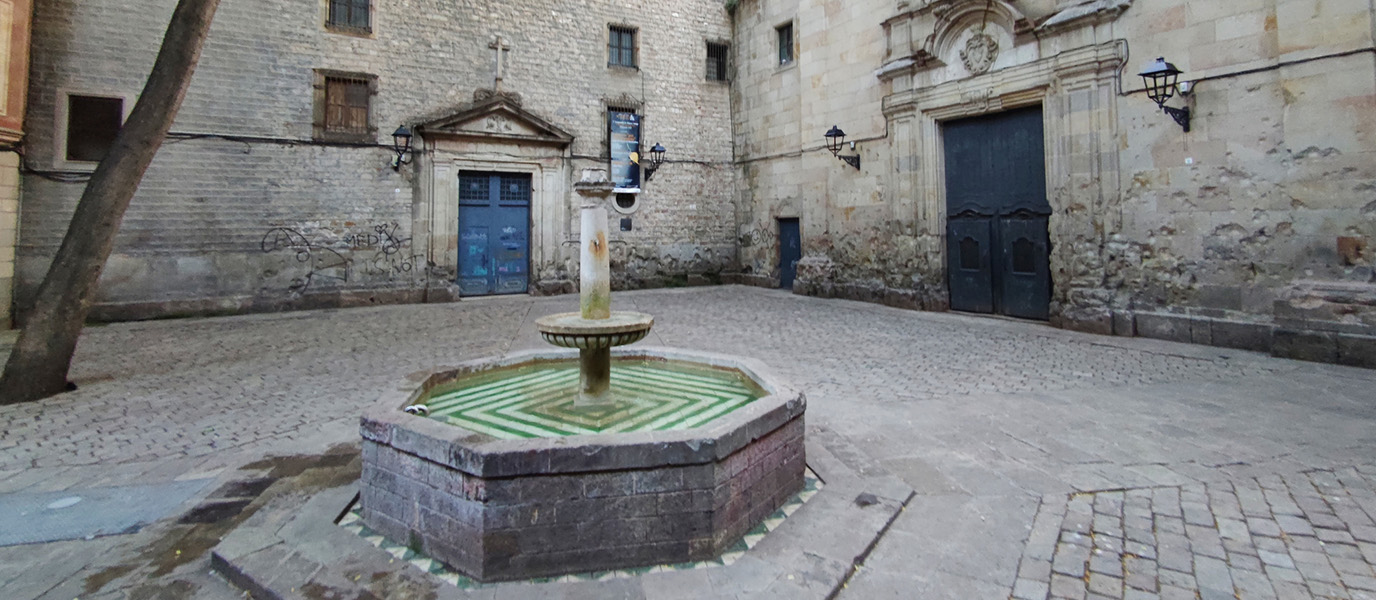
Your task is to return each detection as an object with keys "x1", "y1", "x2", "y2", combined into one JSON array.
[{"x1": 359, "y1": 202, "x2": 806, "y2": 582}]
